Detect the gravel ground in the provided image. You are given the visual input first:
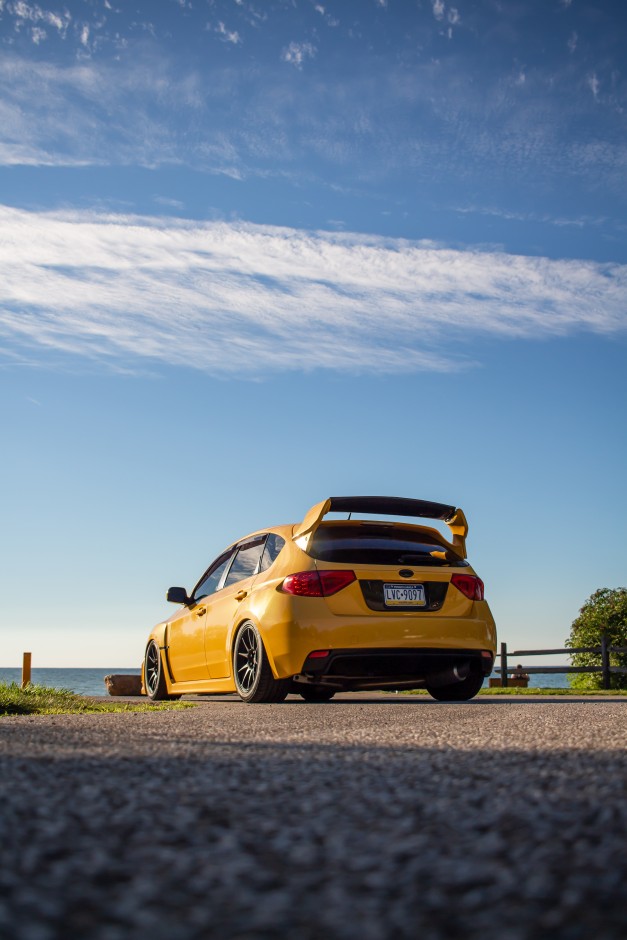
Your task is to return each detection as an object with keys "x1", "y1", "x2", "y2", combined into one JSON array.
[{"x1": 1, "y1": 695, "x2": 626, "y2": 940}]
